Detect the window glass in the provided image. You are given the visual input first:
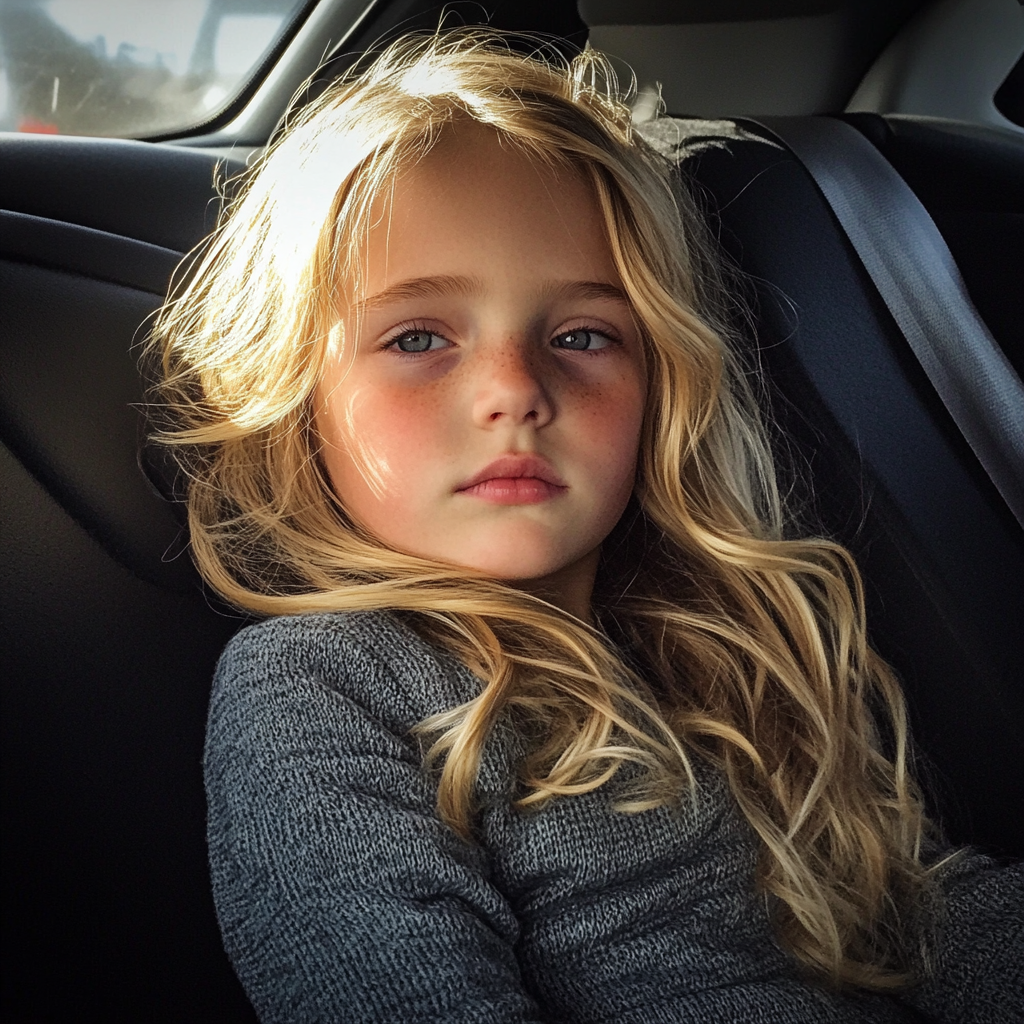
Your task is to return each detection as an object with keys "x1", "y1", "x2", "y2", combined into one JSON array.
[{"x1": 0, "y1": 0, "x2": 311, "y2": 138}]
